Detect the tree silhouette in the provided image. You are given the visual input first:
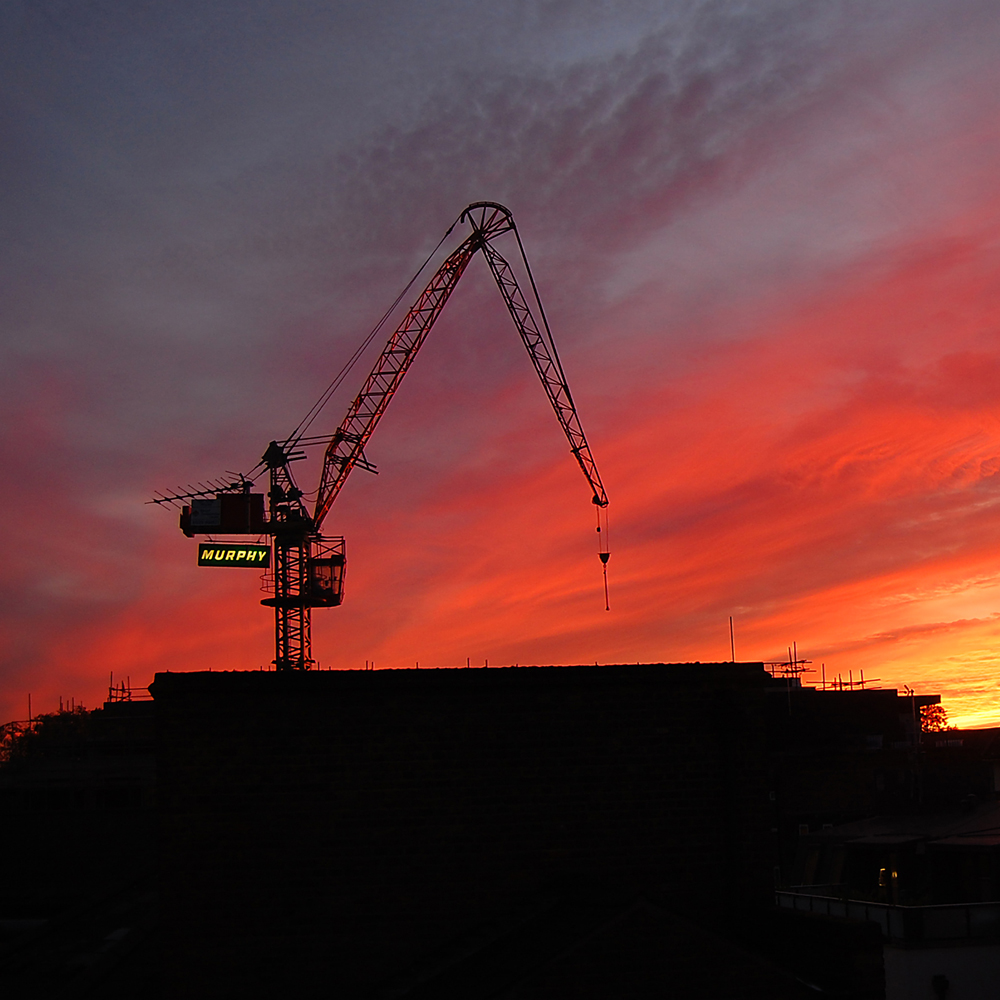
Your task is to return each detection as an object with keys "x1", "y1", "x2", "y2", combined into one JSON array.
[{"x1": 920, "y1": 704, "x2": 955, "y2": 733}]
